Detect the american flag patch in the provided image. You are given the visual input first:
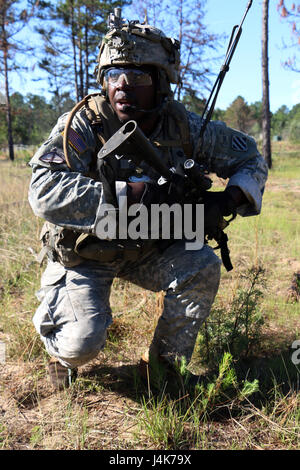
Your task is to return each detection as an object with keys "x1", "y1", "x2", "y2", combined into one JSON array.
[
  {"x1": 232, "y1": 135, "x2": 248, "y2": 152},
  {"x1": 66, "y1": 127, "x2": 87, "y2": 154}
]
